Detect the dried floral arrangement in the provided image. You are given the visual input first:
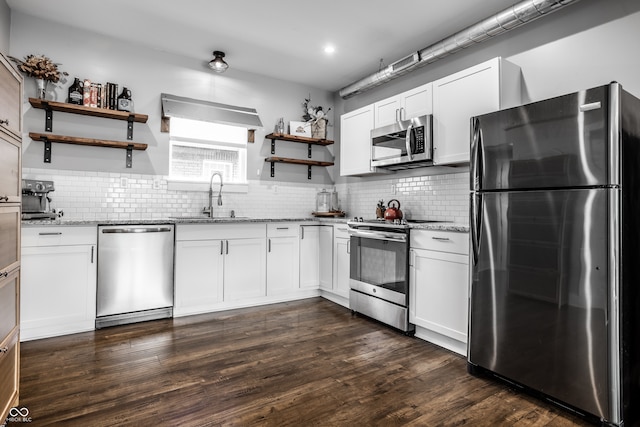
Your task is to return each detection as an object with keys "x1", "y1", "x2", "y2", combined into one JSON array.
[
  {"x1": 9, "y1": 54, "x2": 68, "y2": 83},
  {"x1": 302, "y1": 95, "x2": 331, "y2": 124}
]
